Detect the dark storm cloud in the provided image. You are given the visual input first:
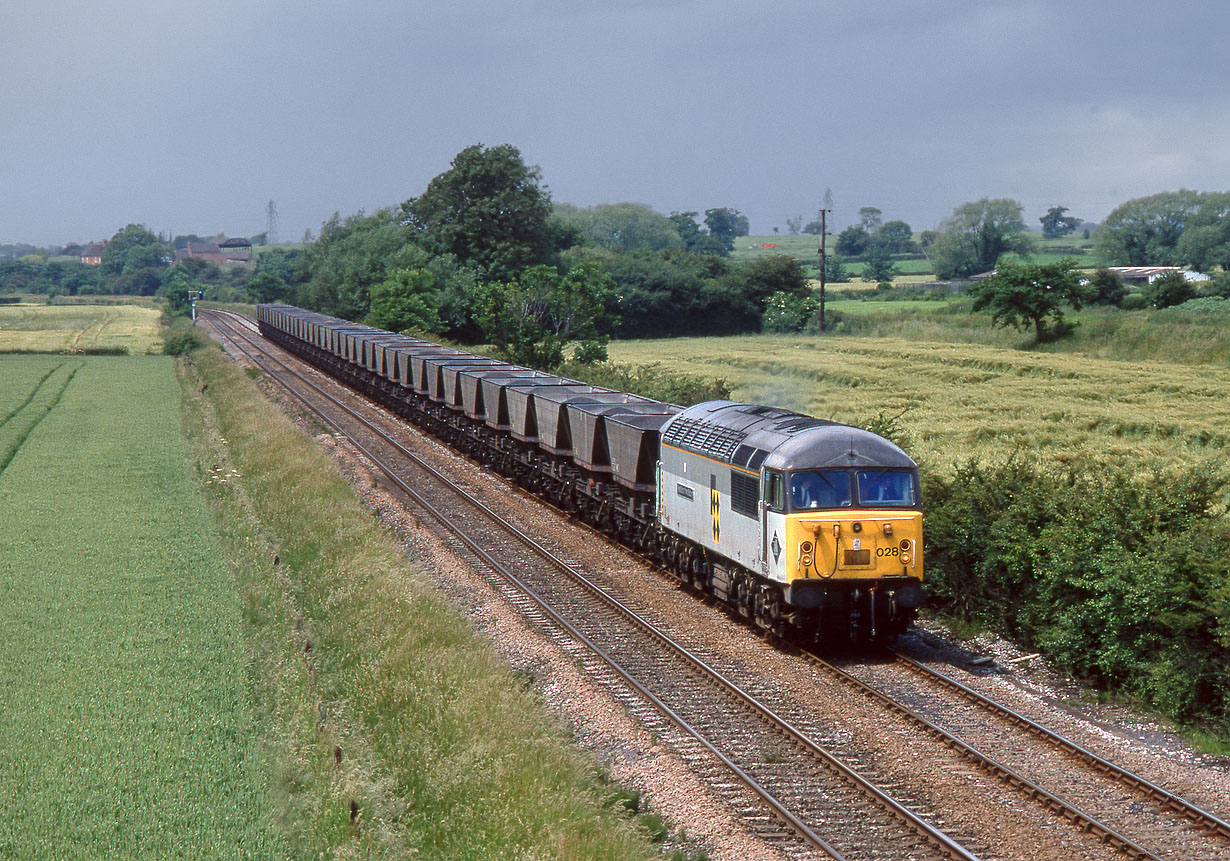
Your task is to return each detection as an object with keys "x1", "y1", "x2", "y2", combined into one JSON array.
[{"x1": 2, "y1": 0, "x2": 1227, "y2": 245}]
